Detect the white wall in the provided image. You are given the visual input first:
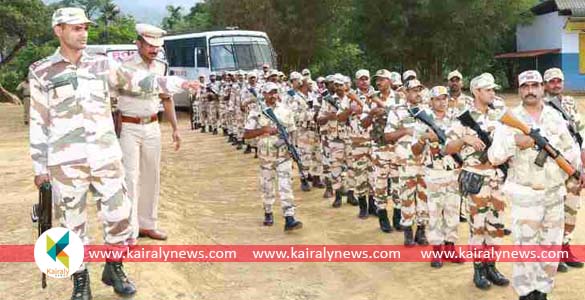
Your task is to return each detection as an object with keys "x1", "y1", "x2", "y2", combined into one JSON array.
[
  {"x1": 517, "y1": 12, "x2": 565, "y2": 51},
  {"x1": 562, "y1": 28, "x2": 580, "y2": 53}
]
